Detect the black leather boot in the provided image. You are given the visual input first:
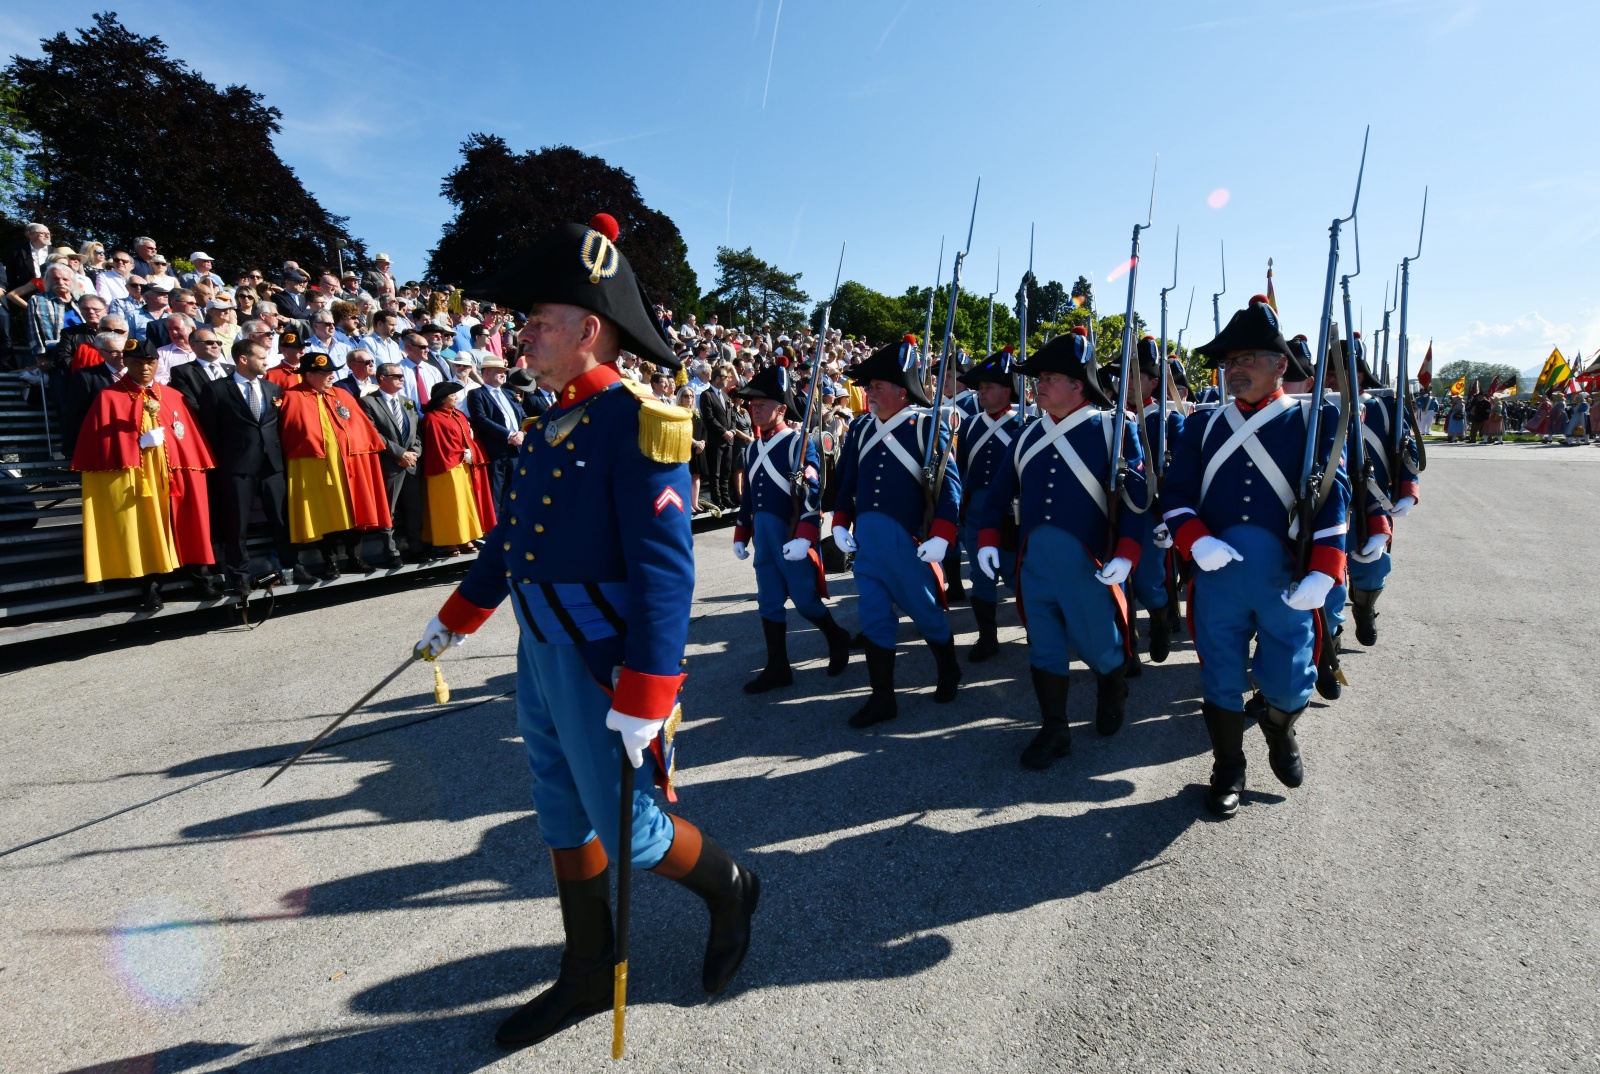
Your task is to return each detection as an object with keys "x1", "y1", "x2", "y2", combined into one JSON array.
[
  {"x1": 653, "y1": 818, "x2": 759, "y2": 994},
  {"x1": 317, "y1": 537, "x2": 342, "y2": 580},
  {"x1": 1147, "y1": 603, "x2": 1171, "y2": 663},
  {"x1": 808, "y1": 612, "x2": 852, "y2": 676},
  {"x1": 1094, "y1": 663, "x2": 1127, "y2": 735},
  {"x1": 968, "y1": 597, "x2": 1001, "y2": 663},
  {"x1": 1315, "y1": 635, "x2": 1343, "y2": 700},
  {"x1": 1202, "y1": 702, "x2": 1248, "y2": 818},
  {"x1": 1123, "y1": 615, "x2": 1142, "y2": 677},
  {"x1": 1259, "y1": 703, "x2": 1305, "y2": 788},
  {"x1": 190, "y1": 565, "x2": 221, "y2": 601},
  {"x1": 848, "y1": 631, "x2": 867, "y2": 651},
  {"x1": 495, "y1": 846, "x2": 613, "y2": 1049},
  {"x1": 743, "y1": 618, "x2": 794, "y2": 694},
  {"x1": 139, "y1": 577, "x2": 164, "y2": 613},
  {"x1": 849, "y1": 642, "x2": 898, "y2": 728},
  {"x1": 943, "y1": 546, "x2": 967, "y2": 604},
  {"x1": 1020, "y1": 666, "x2": 1072, "y2": 770},
  {"x1": 930, "y1": 640, "x2": 962, "y2": 702},
  {"x1": 1350, "y1": 587, "x2": 1381, "y2": 646}
]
